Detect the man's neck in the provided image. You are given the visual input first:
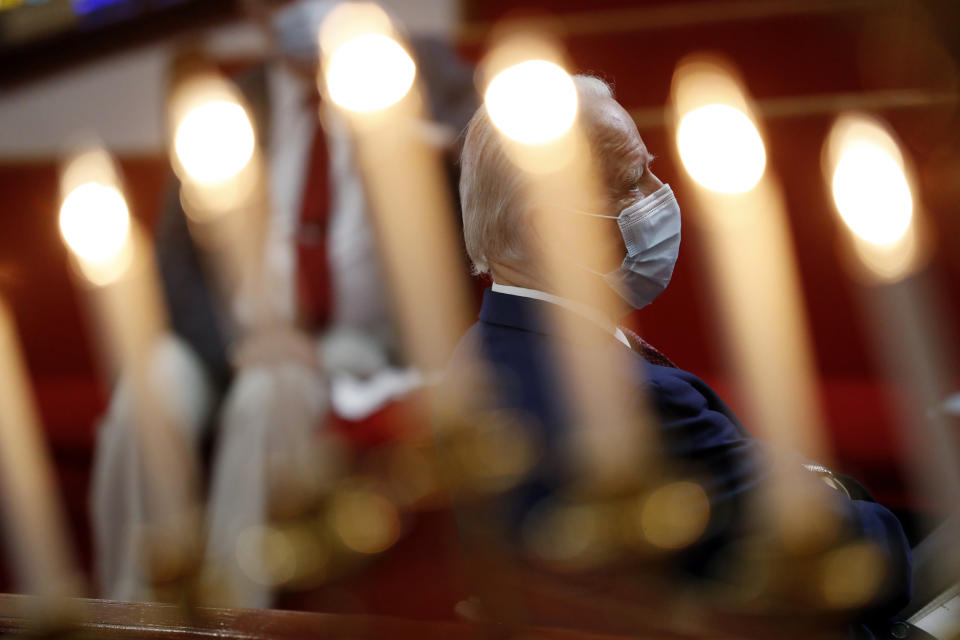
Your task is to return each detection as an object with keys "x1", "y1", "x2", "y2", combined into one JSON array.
[{"x1": 488, "y1": 263, "x2": 540, "y2": 290}]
